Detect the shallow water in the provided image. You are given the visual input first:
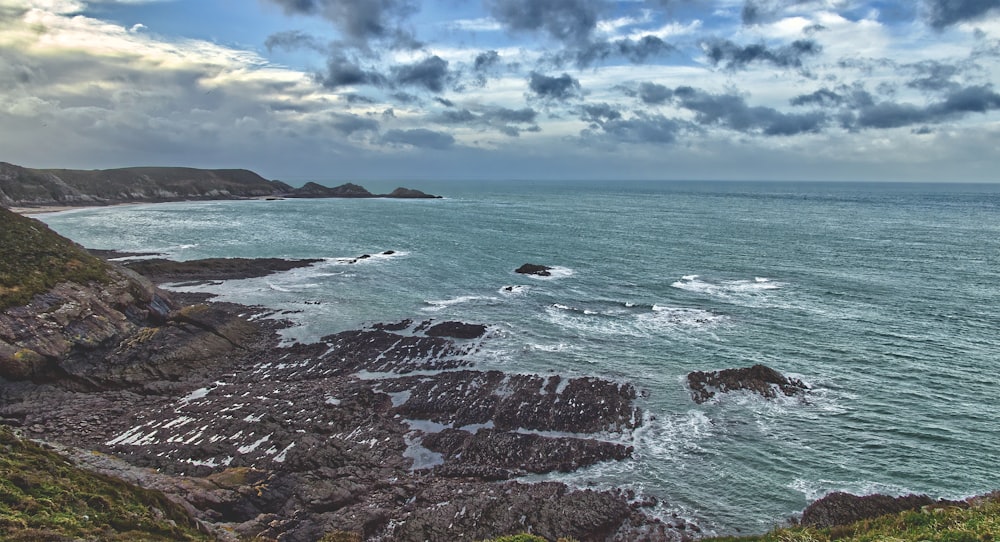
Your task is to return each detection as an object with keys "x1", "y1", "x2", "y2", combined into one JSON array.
[{"x1": 38, "y1": 180, "x2": 1000, "y2": 534}]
